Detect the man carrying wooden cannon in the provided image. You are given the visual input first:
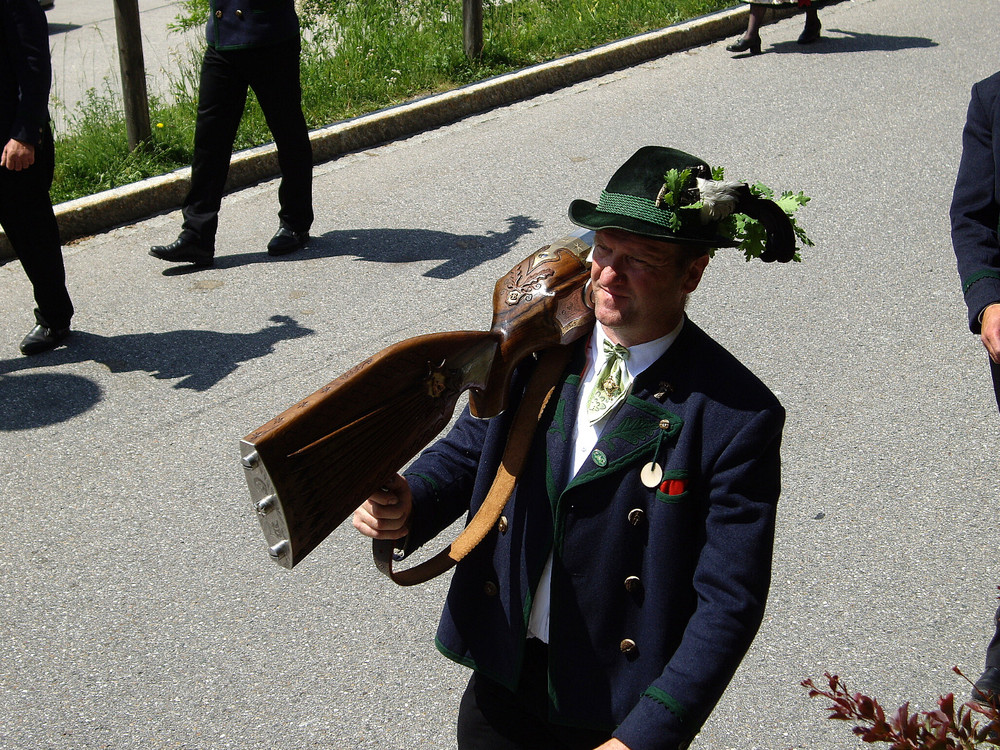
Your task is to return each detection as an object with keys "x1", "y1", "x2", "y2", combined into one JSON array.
[{"x1": 353, "y1": 146, "x2": 810, "y2": 750}]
